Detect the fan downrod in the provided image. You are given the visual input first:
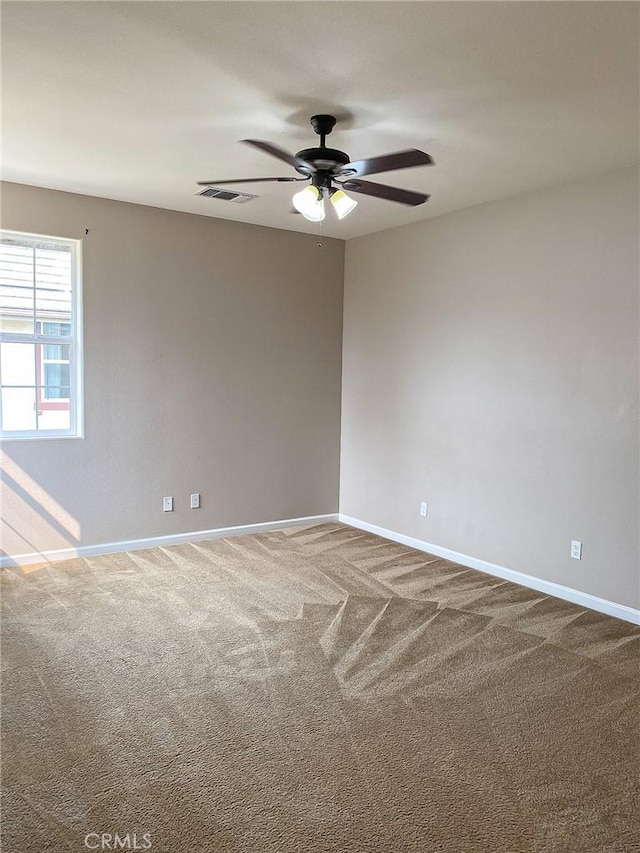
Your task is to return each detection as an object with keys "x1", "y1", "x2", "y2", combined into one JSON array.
[
  {"x1": 309, "y1": 114, "x2": 337, "y2": 144},
  {"x1": 294, "y1": 114, "x2": 350, "y2": 175}
]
